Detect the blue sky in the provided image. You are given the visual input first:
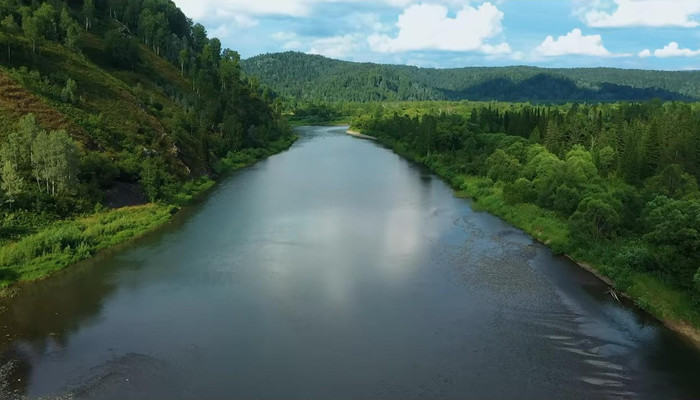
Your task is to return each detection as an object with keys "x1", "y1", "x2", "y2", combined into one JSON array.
[{"x1": 172, "y1": 0, "x2": 700, "y2": 70}]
